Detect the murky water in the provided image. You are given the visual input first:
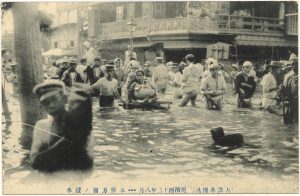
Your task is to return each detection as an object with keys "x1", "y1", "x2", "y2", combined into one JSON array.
[{"x1": 2, "y1": 82, "x2": 299, "y2": 193}]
